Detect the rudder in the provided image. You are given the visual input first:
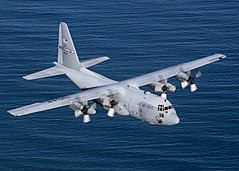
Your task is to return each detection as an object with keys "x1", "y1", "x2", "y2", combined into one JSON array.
[{"x1": 58, "y1": 22, "x2": 82, "y2": 70}]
